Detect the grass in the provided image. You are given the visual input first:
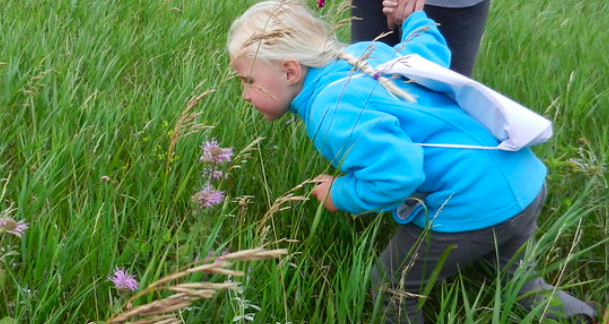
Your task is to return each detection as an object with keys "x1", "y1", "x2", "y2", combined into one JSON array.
[{"x1": 0, "y1": 0, "x2": 607, "y2": 323}]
